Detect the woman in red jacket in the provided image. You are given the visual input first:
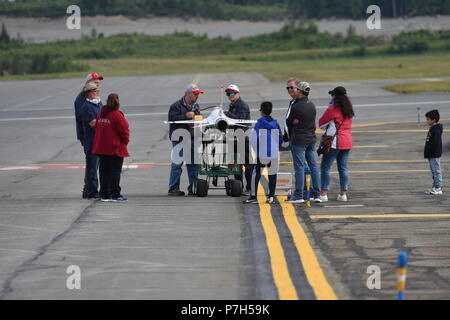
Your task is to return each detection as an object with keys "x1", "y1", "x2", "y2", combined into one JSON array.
[
  {"x1": 93, "y1": 93, "x2": 130, "y2": 203},
  {"x1": 319, "y1": 87, "x2": 355, "y2": 202}
]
